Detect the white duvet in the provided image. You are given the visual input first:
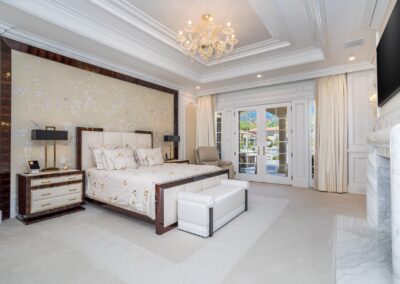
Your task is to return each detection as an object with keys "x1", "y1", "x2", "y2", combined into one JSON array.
[{"x1": 86, "y1": 163, "x2": 221, "y2": 219}]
